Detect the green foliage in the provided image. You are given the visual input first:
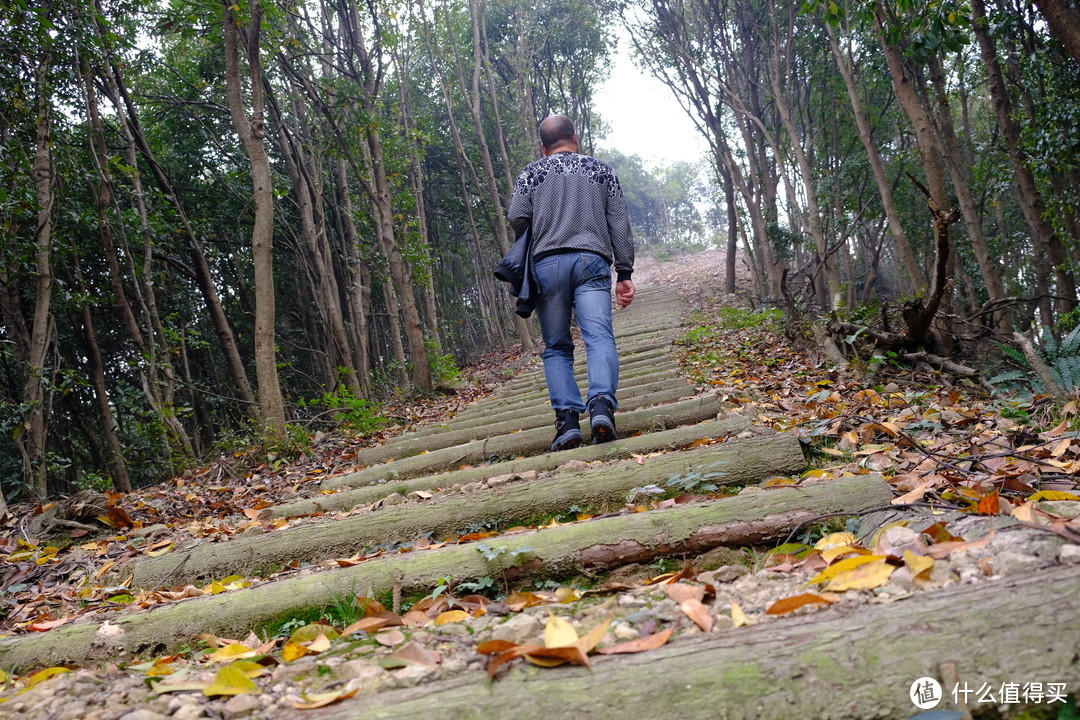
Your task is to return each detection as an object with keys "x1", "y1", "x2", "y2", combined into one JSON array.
[
  {"x1": 427, "y1": 341, "x2": 462, "y2": 386},
  {"x1": 990, "y1": 325, "x2": 1080, "y2": 397},
  {"x1": 298, "y1": 381, "x2": 387, "y2": 433},
  {"x1": 665, "y1": 462, "x2": 728, "y2": 494}
]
